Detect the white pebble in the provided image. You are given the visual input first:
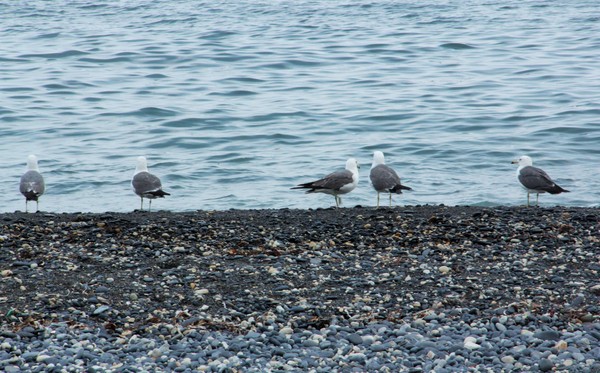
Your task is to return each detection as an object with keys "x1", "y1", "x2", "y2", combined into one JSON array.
[
  {"x1": 464, "y1": 341, "x2": 481, "y2": 350},
  {"x1": 464, "y1": 336, "x2": 480, "y2": 350},
  {"x1": 438, "y1": 265, "x2": 451, "y2": 274},
  {"x1": 501, "y1": 356, "x2": 515, "y2": 364},
  {"x1": 279, "y1": 327, "x2": 293, "y2": 335},
  {"x1": 36, "y1": 354, "x2": 52, "y2": 362}
]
